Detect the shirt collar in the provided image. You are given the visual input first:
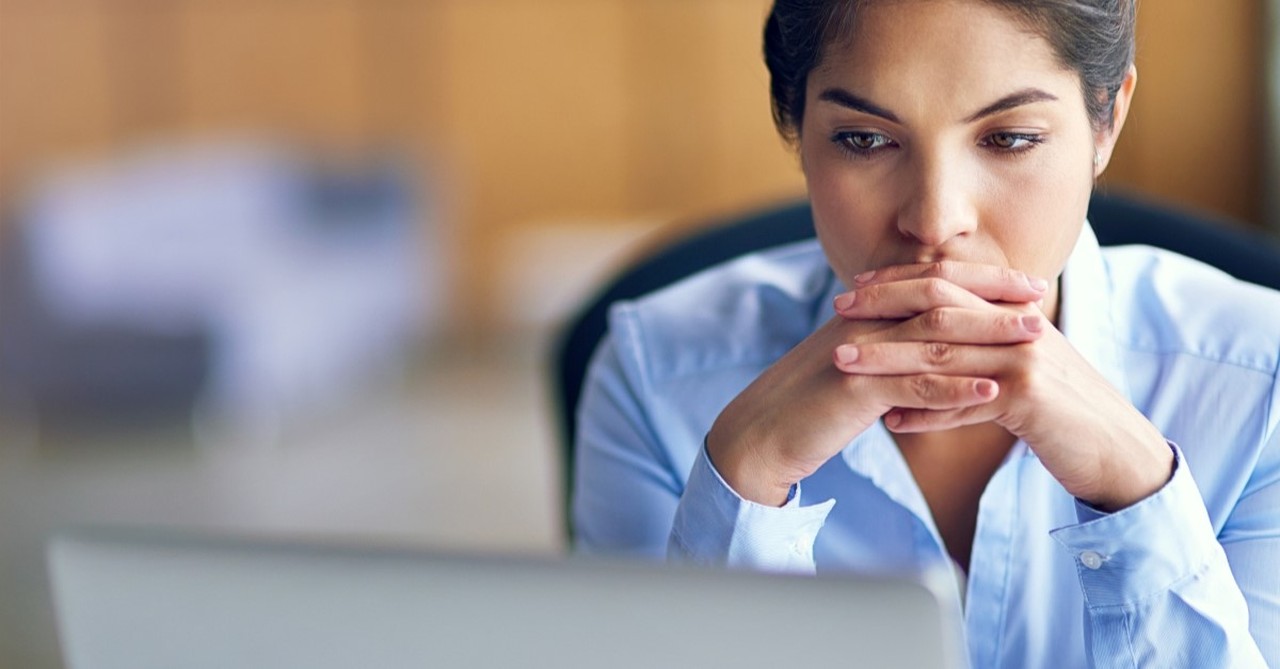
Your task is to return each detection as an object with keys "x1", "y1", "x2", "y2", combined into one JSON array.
[{"x1": 1059, "y1": 221, "x2": 1131, "y2": 402}]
